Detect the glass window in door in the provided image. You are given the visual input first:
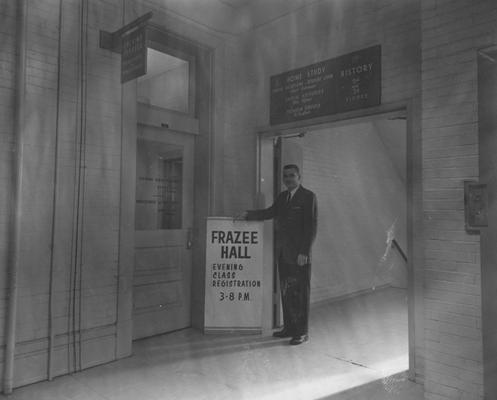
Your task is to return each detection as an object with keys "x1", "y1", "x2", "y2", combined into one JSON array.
[{"x1": 135, "y1": 139, "x2": 184, "y2": 230}]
